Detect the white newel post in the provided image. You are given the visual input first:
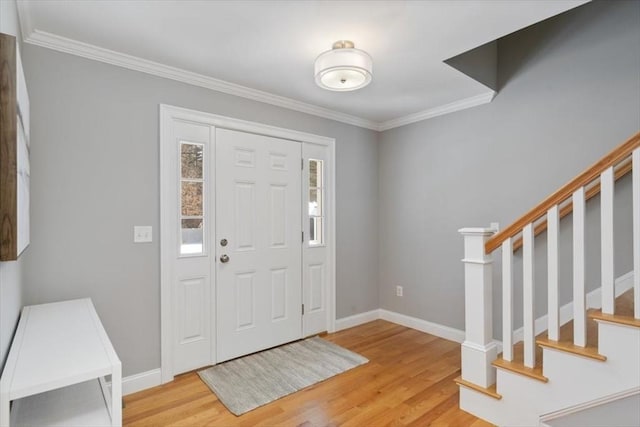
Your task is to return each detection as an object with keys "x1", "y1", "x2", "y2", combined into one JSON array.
[{"x1": 459, "y1": 227, "x2": 497, "y2": 388}]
